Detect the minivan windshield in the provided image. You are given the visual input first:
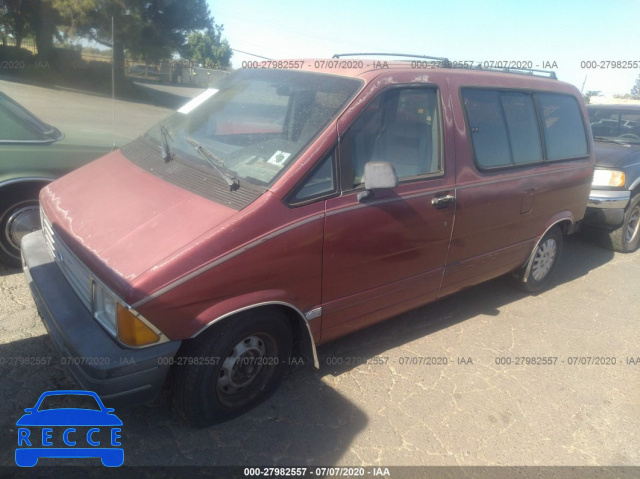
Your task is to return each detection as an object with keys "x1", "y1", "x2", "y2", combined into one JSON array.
[{"x1": 145, "y1": 69, "x2": 362, "y2": 188}]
